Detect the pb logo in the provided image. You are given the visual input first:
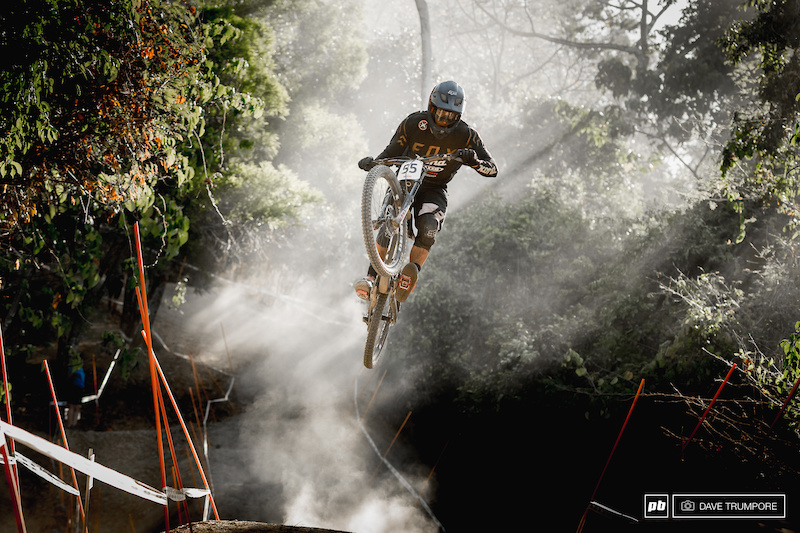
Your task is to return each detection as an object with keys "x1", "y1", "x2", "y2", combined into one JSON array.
[{"x1": 644, "y1": 494, "x2": 669, "y2": 519}]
